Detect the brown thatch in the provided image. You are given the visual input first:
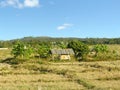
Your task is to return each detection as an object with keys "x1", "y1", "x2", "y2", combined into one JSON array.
[{"x1": 51, "y1": 49, "x2": 74, "y2": 55}]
